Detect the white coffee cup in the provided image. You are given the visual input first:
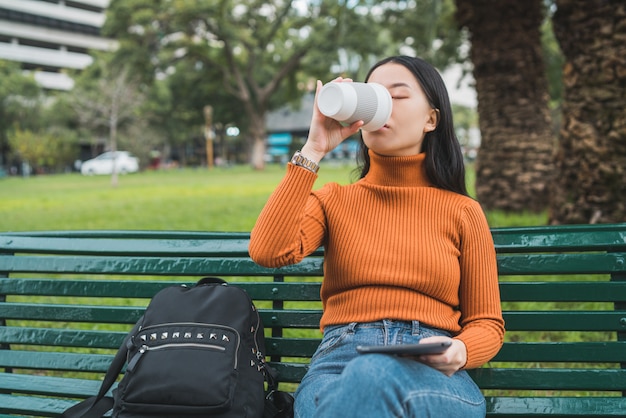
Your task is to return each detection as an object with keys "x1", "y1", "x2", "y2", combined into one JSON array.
[{"x1": 317, "y1": 82, "x2": 392, "y2": 132}]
